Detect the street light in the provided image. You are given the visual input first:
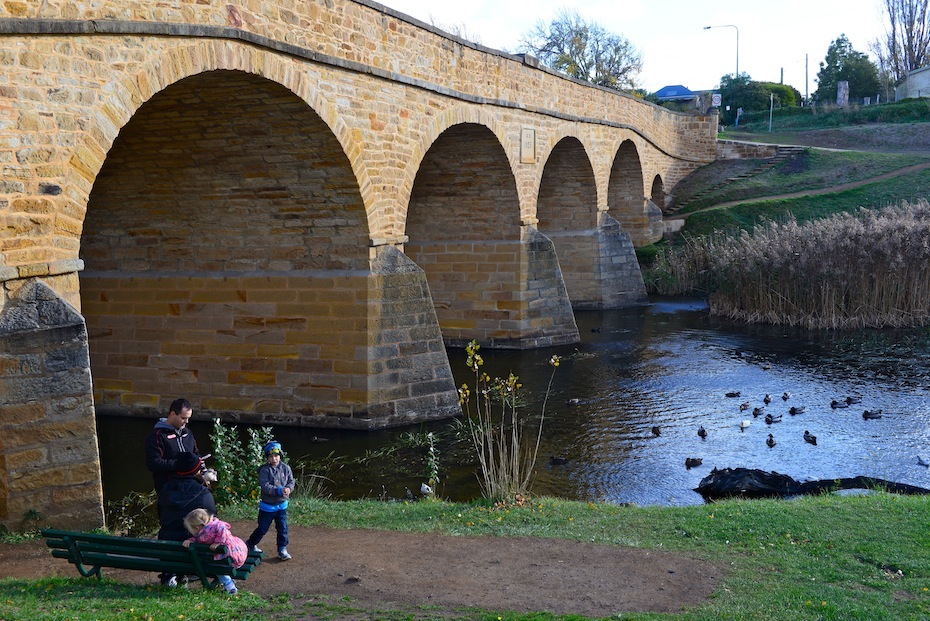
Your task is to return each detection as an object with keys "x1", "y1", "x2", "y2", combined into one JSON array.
[{"x1": 703, "y1": 24, "x2": 739, "y2": 80}]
